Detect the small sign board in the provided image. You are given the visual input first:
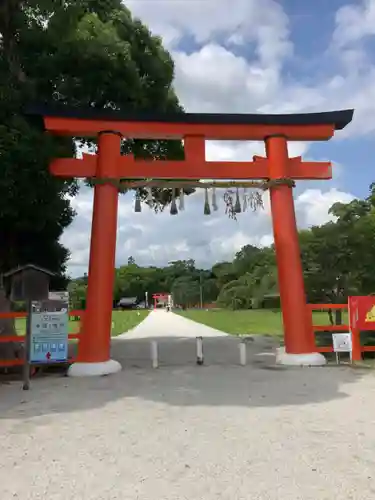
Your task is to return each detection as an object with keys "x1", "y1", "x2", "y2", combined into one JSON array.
[
  {"x1": 332, "y1": 333, "x2": 352, "y2": 353},
  {"x1": 48, "y1": 290, "x2": 69, "y2": 302},
  {"x1": 29, "y1": 295, "x2": 69, "y2": 364}
]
